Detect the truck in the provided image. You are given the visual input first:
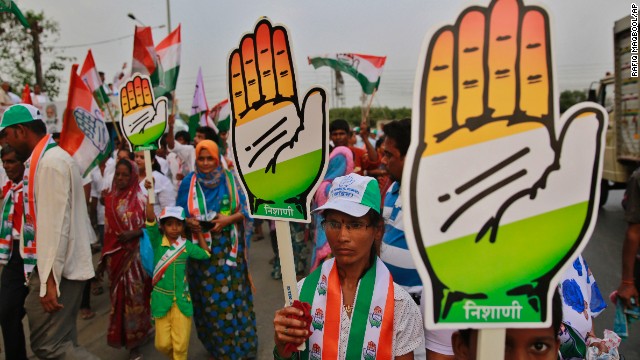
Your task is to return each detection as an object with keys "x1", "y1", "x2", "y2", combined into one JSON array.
[{"x1": 590, "y1": 15, "x2": 640, "y2": 205}]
